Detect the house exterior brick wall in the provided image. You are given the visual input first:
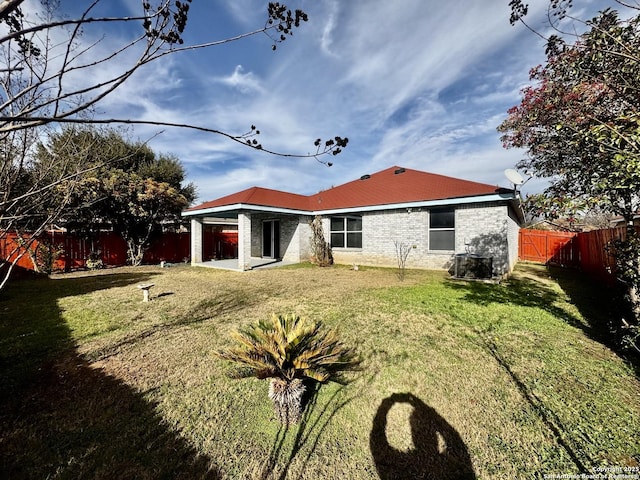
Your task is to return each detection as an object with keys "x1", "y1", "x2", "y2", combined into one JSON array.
[
  {"x1": 249, "y1": 213, "x2": 313, "y2": 263},
  {"x1": 507, "y1": 207, "x2": 521, "y2": 271},
  {"x1": 278, "y1": 215, "x2": 313, "y2": 262},
  {"x1": 456, "y1": 203, "x2": 512, "y2": 275},
  {"x1": 209, "y1": 202, "x2": 518, "y2": 275},
  {"x1": 190, "y1": 218, "x2": 203, "y2": 265},
  {"x1": 296, "y1": 216, "x2": 313, "y2": 262},
  {"x1": 325, "y1": 209, "x2": 450, "y2": 270},
  {"x1": 322, "y1": 202, "x2": 518, "y2": 275},
  {"x1": 249, "y1": 213, "x2": 264, "y2": 257},
  {"x1": 238, "y1": 211, "x2": 252, "y2": 270}
]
